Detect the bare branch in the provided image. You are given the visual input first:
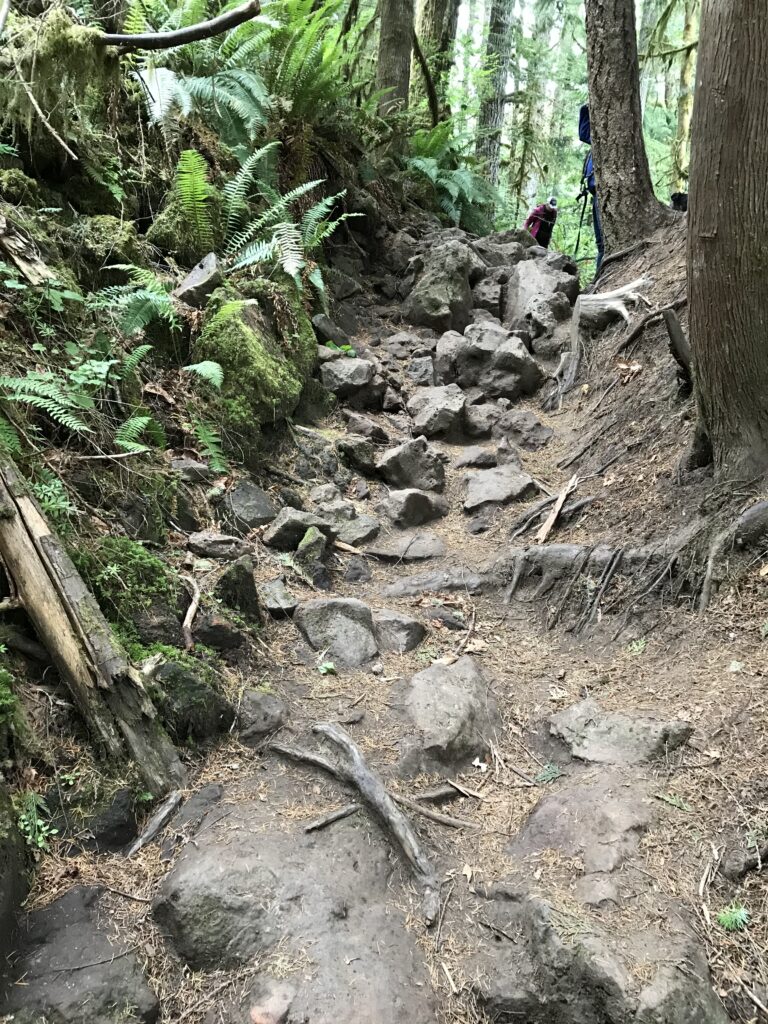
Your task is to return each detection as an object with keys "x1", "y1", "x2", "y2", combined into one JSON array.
[{"x1": 97, "y1": 0, "x2": 260, "y2": 51}]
